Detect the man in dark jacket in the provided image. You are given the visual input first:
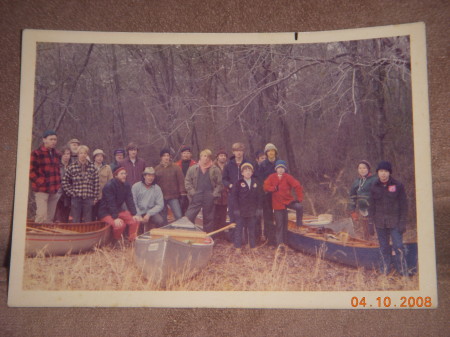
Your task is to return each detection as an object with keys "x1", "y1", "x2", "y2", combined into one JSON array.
[
  {"x1": 258, "y1": 143, "x2": 280, "y2": 246},
  {"x1": 155, "y1": 148, "x2": 186, "y2": 225},
  {"x1": 369, "y1": 161, "x2": 408, "y2": 276},
  {"x1": 231, "y1": 163, "x2": 262, "y2": 250},
  {"x1": 29, "y1": 130, "x2": 61, "y2": 223},
  {"x1": 98, "y1": 167, "x2": 142, "y2": 242},
  {"x1": 121, "y1": 142, "x2": 146, "y2": 186},
  {"x1": 222, "y1": 142, "x2": 250, "y2": 224},
  {"x1": 175, "y1": 145, "x2": 197, "y2": 215},
  {"x1": 109, "y1": 149, "x2": 125, "y2": 174}
]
